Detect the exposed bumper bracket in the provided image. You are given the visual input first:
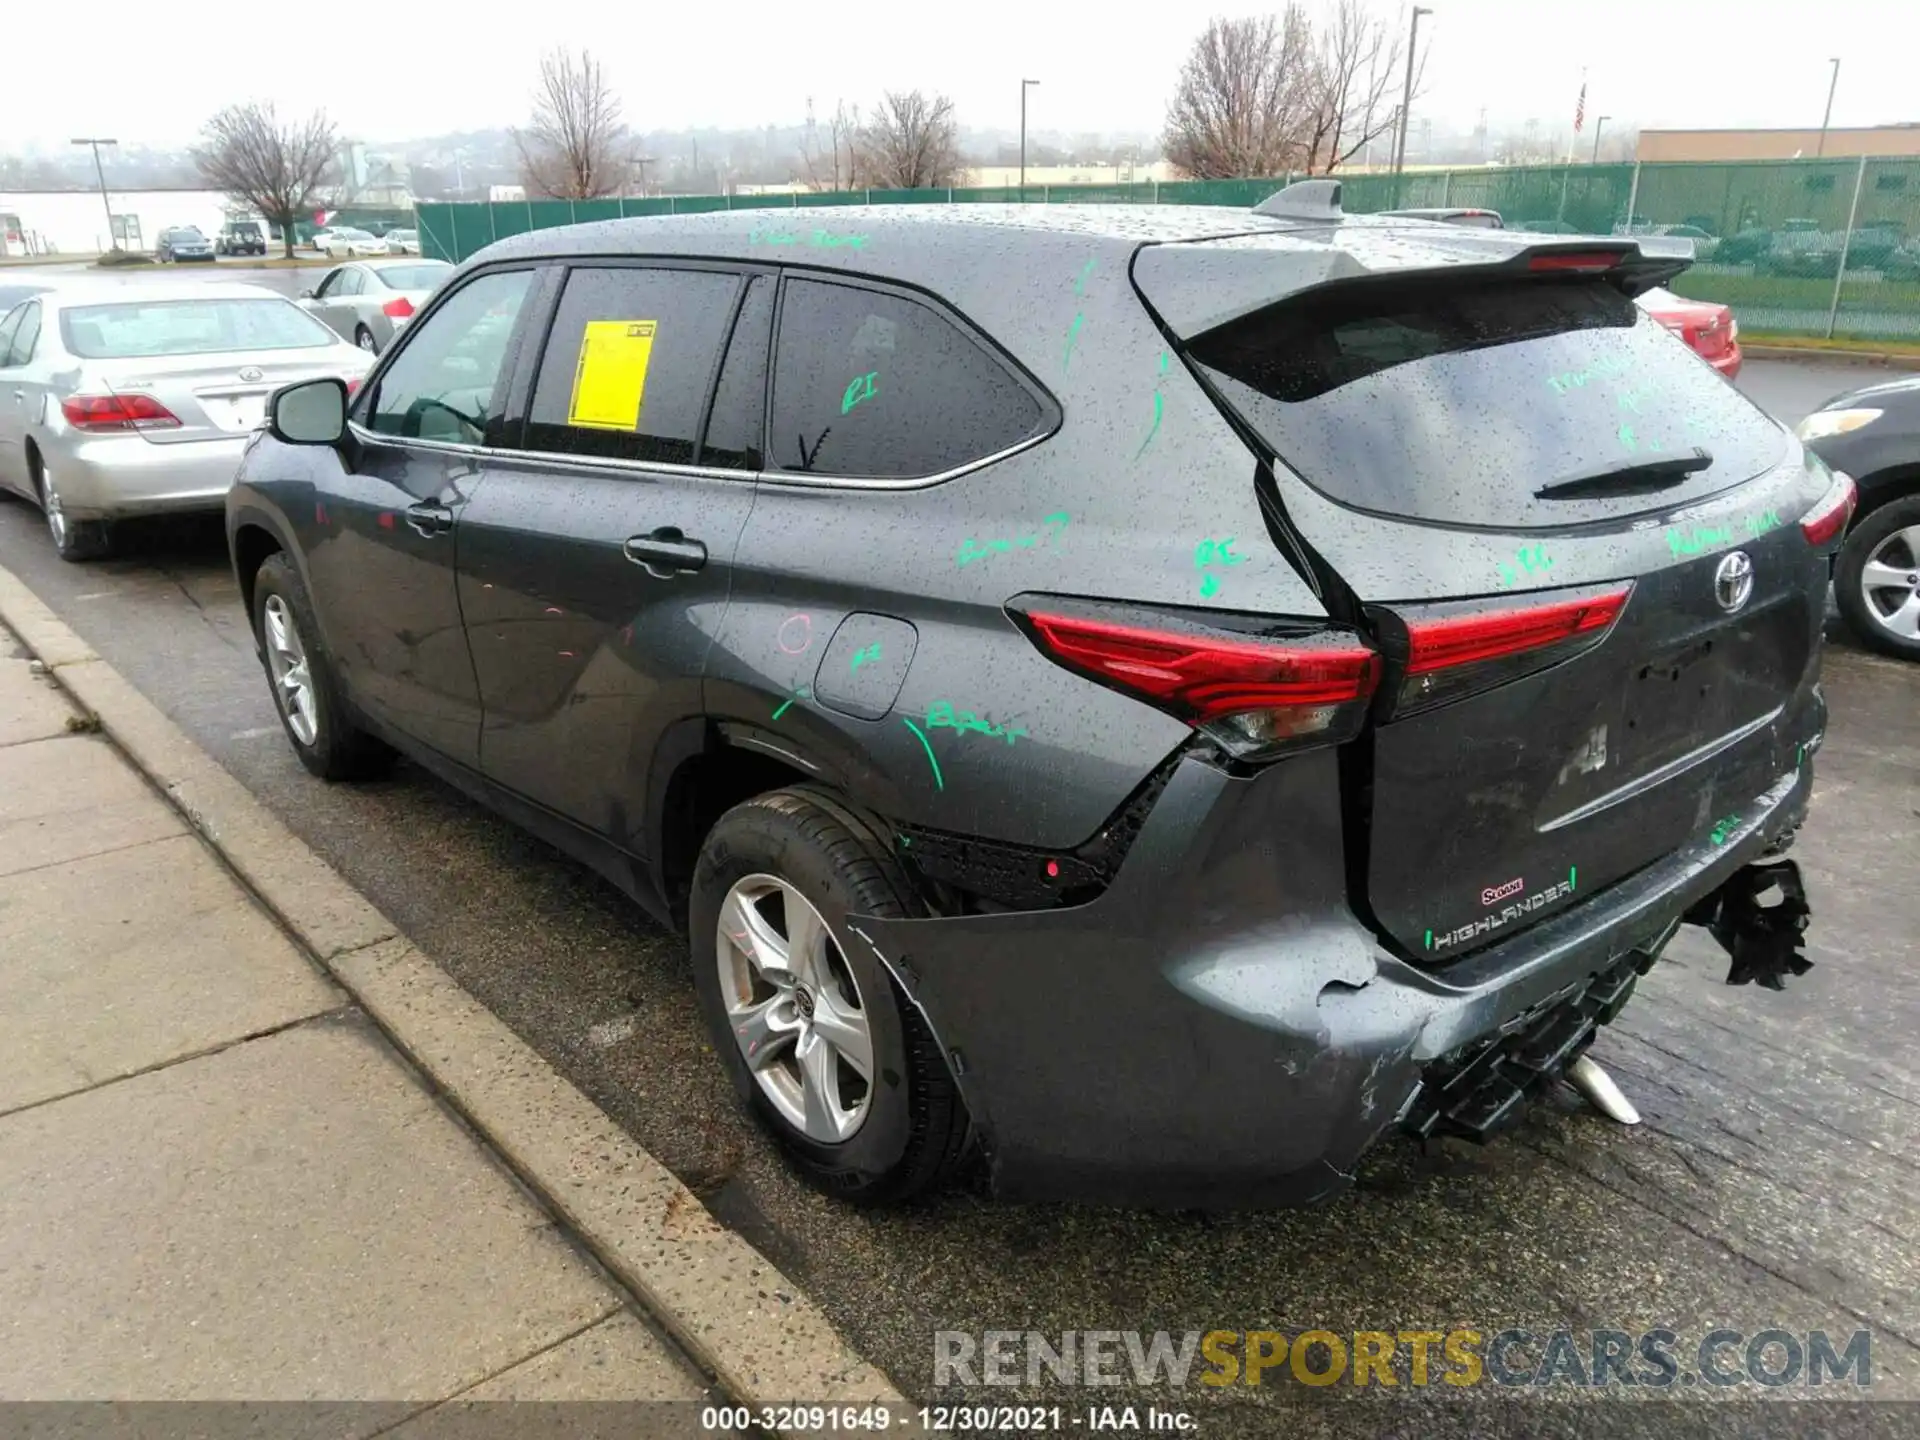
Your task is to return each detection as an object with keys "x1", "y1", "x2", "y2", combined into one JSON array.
[{"x1": 1681, "y1": 857, "x2": 1812, "y2": 991}]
